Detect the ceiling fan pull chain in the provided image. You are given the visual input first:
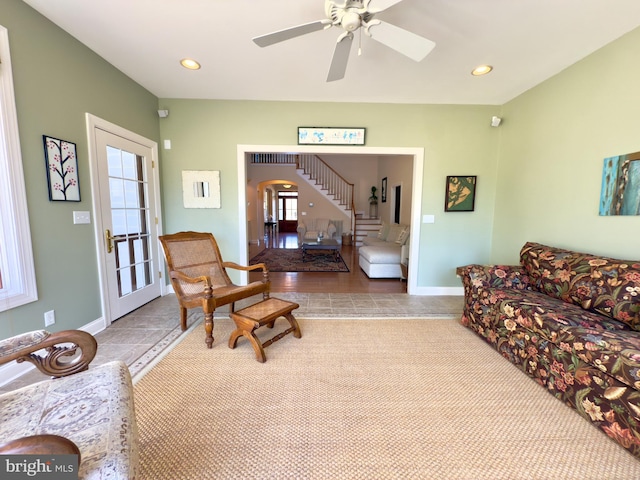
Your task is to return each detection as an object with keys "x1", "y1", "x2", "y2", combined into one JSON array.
[{"x1": 358, "y1": 27, "x2": 363, "y2": 56}]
